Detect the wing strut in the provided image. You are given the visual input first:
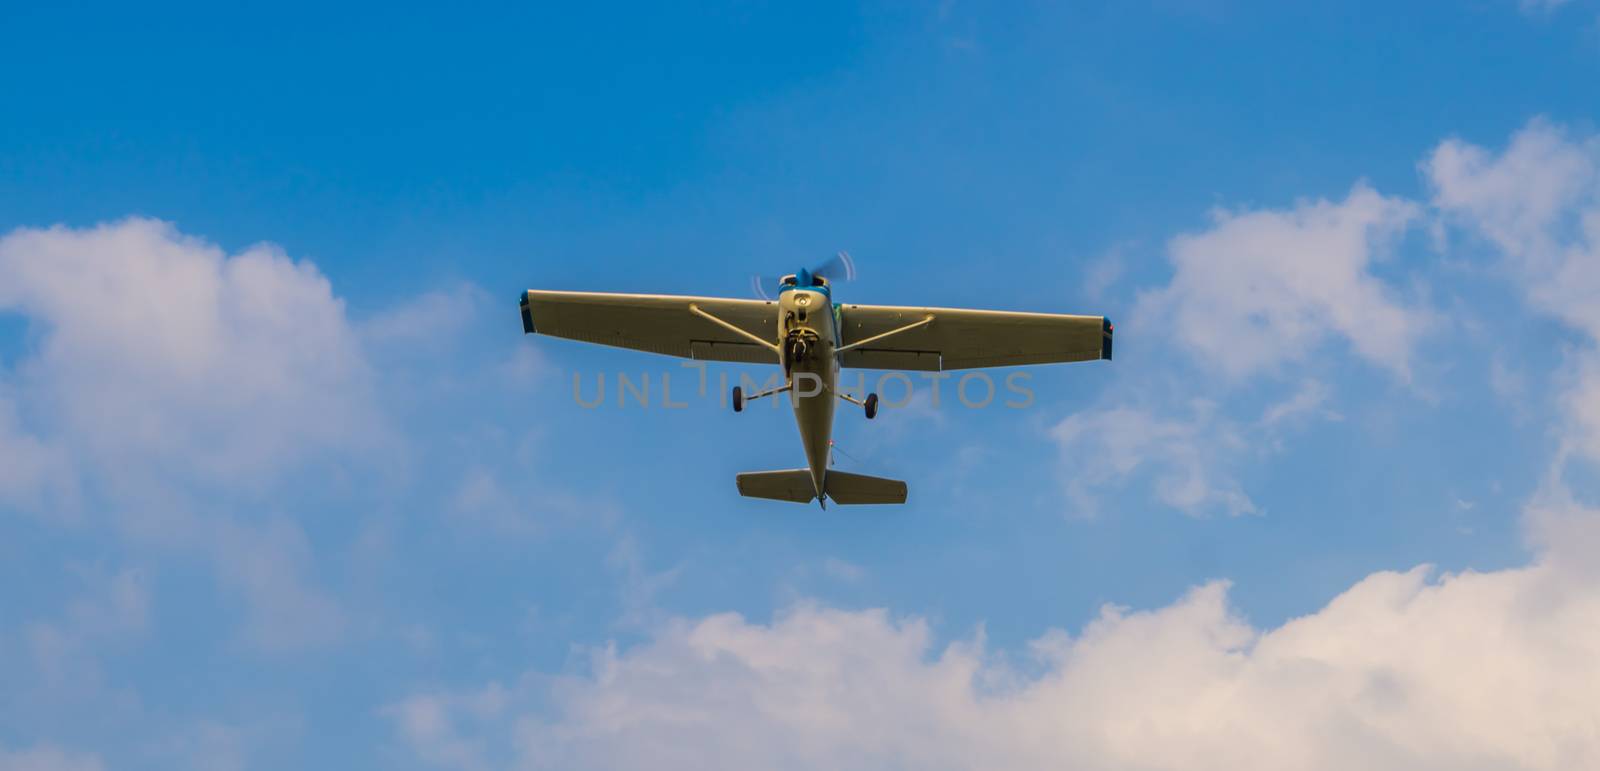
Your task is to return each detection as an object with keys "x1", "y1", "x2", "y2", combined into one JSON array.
[
  {"x1": 836, "y1": 314, "x2": 935, "y2": 354},
  {"x1": 689, "y1": 303, "x2": 781, "y2": 354}
]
